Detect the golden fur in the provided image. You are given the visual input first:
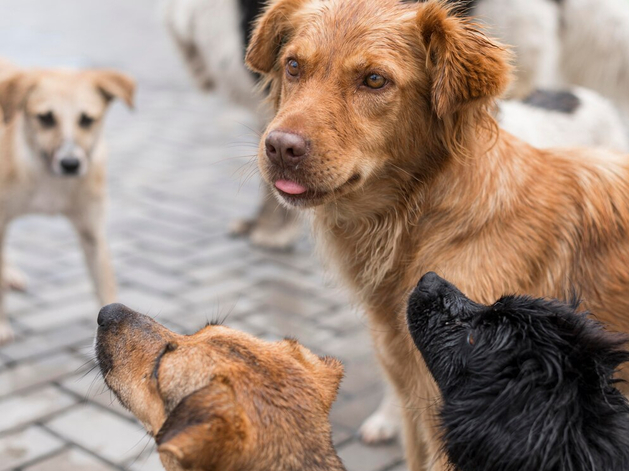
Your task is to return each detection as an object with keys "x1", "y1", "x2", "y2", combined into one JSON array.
[
  {"x1": 96, "y1": 304, "x2": 345, "y2": 471},
  {"x1": 246, "y1": 0, "x2": 629, "y2": 469}
]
